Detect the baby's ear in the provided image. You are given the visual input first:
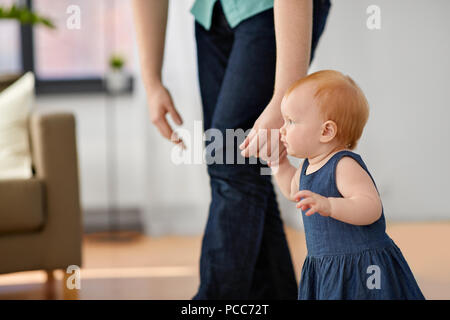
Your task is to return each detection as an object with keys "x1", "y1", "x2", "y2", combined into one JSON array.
[{"x1": 320, "y1": 120, "x2": 338, "y2": 143}]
